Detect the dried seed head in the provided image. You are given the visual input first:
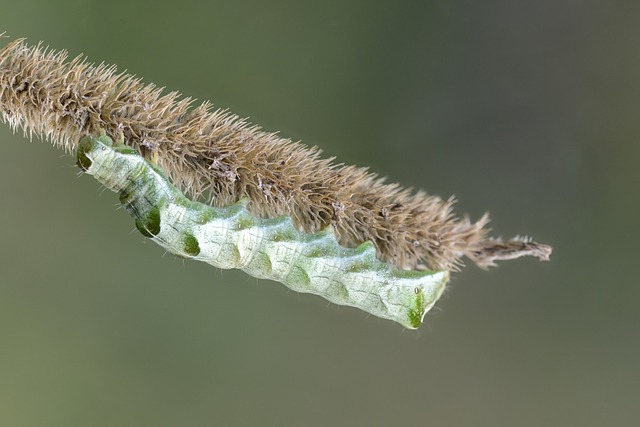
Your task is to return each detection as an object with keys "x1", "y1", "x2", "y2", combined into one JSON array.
[{"x1": 0, "y1": 38, "x2": 551, "y2": 271}]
